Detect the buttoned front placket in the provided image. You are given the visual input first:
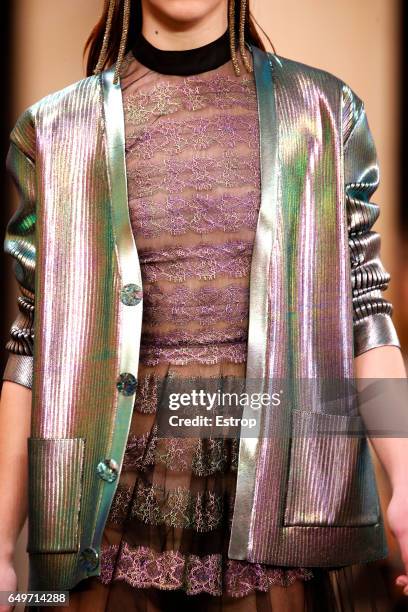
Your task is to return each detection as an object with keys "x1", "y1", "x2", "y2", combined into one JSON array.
[{"x1": 77, "y1": 65, "x2": 144, "y2": 579}]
